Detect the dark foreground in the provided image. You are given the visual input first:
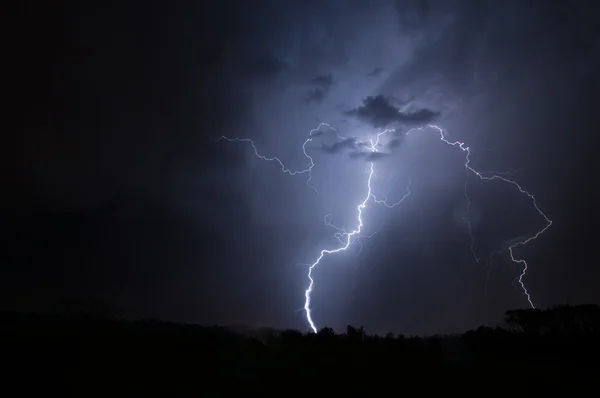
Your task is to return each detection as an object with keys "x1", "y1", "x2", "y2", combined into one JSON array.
[{"x1": 2, "y1": 305, "x2": 599, "y2": 395}]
